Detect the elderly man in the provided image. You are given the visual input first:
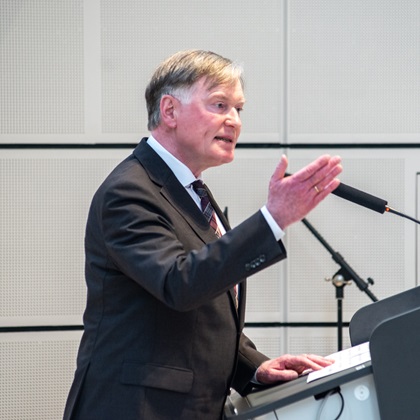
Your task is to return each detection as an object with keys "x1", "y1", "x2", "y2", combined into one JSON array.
[{"x1": 64, "y1": 50, "x2": 341, "y2": 419}]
